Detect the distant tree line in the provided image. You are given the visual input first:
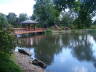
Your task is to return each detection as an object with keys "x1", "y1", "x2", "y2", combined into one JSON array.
[
  {"x1": 1, "y1": 0, "x2": 96, "y2": 29},
  {"x1": 32, "y1": 0, "x2": 96, "y2": 29},
  {"x1": 0, "y1": 12, "x2": 29, "y2": 28}
]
